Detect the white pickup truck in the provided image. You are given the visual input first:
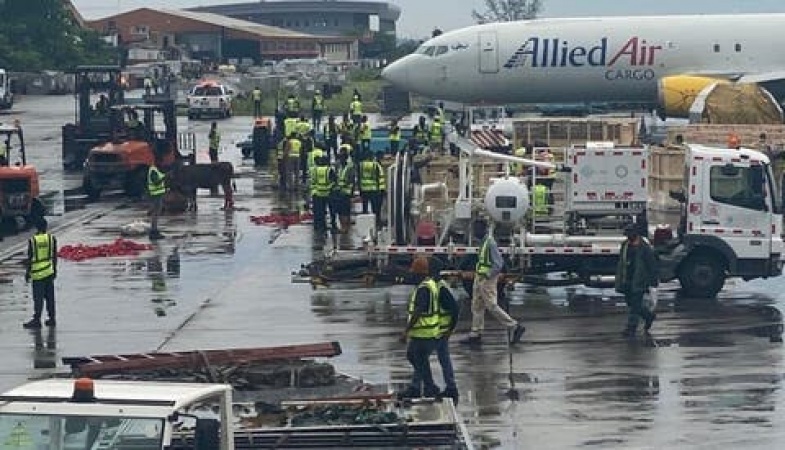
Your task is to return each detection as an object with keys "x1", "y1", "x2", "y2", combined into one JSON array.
[{"x1": 187, "y1": 80, "x2": 233, "y2": 119}]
